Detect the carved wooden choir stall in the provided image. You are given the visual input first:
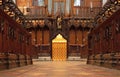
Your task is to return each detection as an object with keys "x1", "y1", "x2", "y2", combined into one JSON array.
[
  {"x1": 0, "y1": 3, "x2": 36, "y2": 70},
  {"x1": 87, "y1": 8, "x2": 120, "y2": 70}
]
